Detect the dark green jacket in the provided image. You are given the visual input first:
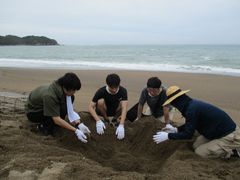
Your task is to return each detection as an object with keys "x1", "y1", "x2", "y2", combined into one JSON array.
[{"x1": 25, "y1": 81, "x2": 67, "y2": 118}]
